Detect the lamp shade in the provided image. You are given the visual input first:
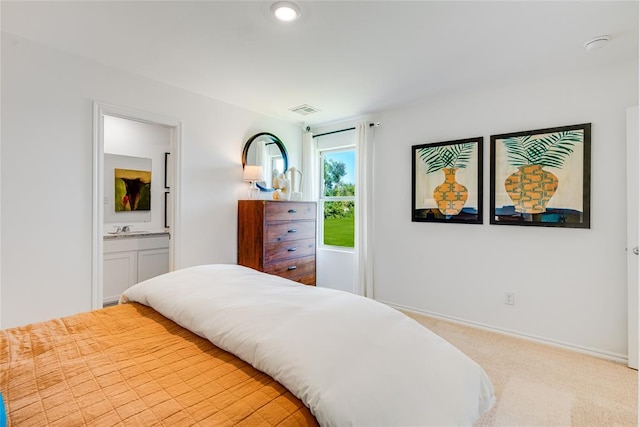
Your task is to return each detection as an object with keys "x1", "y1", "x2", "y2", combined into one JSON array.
[{"x1": 243, "y1": 165, "x2": 263, "y2": 182}]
